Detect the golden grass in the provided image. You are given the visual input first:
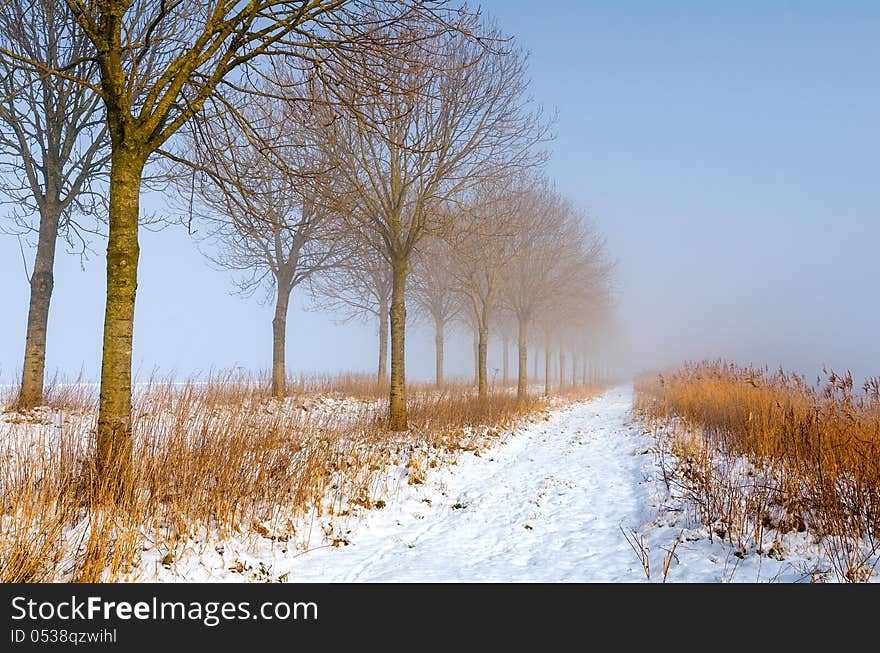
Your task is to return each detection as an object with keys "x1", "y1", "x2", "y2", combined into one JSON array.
[
  {"x1": 636, "y1": 361, "x2": 880, "y2": 581},
  {"x1": 0, "y1": 373, "x2": 600, "y2": 582}
]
